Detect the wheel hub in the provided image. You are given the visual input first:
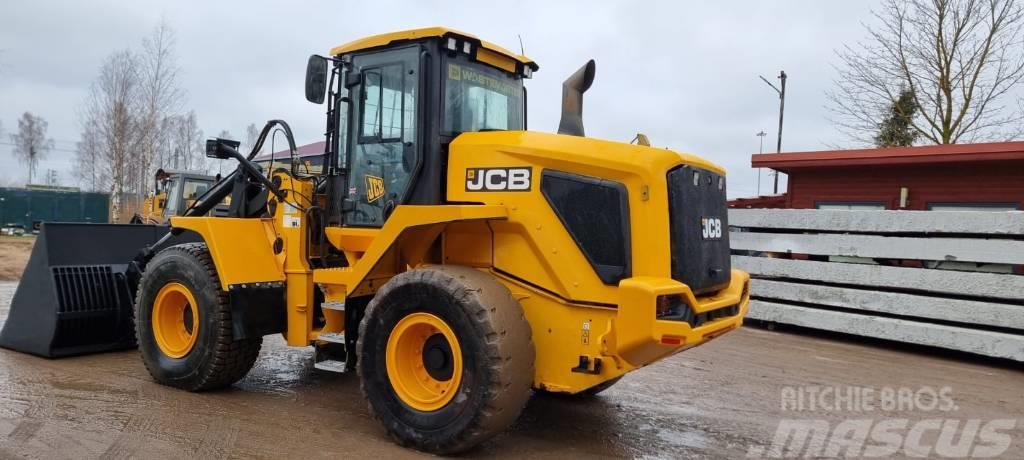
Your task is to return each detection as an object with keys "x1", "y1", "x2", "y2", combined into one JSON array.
[
  {"x1": 422, "y1": 333, "x2": 454, "y2": 381},
  {"x1": 151, "y1": 282, "x2": 199, "y2": 359},
  {"x1": 385, "y1": 312, "x2": 463, "y2": 412}
]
